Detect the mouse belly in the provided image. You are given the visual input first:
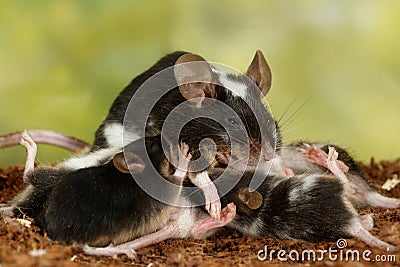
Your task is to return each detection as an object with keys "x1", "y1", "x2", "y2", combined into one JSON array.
[{"x1": 89, "y1": 206, "x2": 177, "y2": 247}]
